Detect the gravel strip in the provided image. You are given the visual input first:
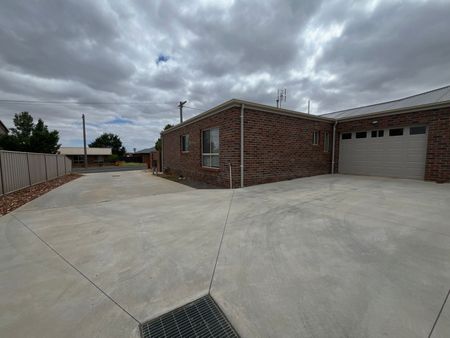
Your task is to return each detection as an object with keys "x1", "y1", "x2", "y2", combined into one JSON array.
[{"x1": 0, "y1": 174, "x2": 82, "y2": 215}]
